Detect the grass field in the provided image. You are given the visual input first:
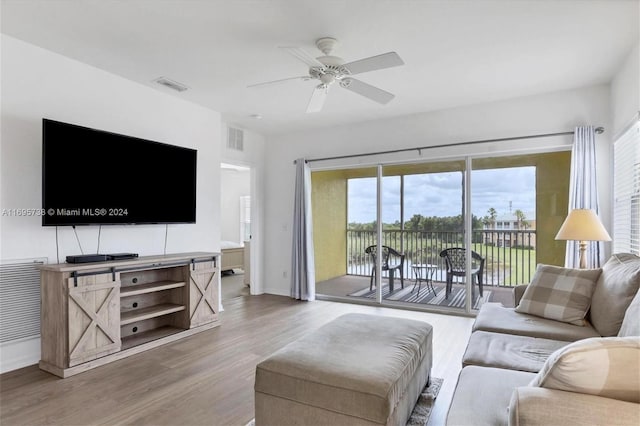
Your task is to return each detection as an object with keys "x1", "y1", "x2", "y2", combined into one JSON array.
[{"x1": 471, "y1": 243, "x2": 537, "y2": 286}]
